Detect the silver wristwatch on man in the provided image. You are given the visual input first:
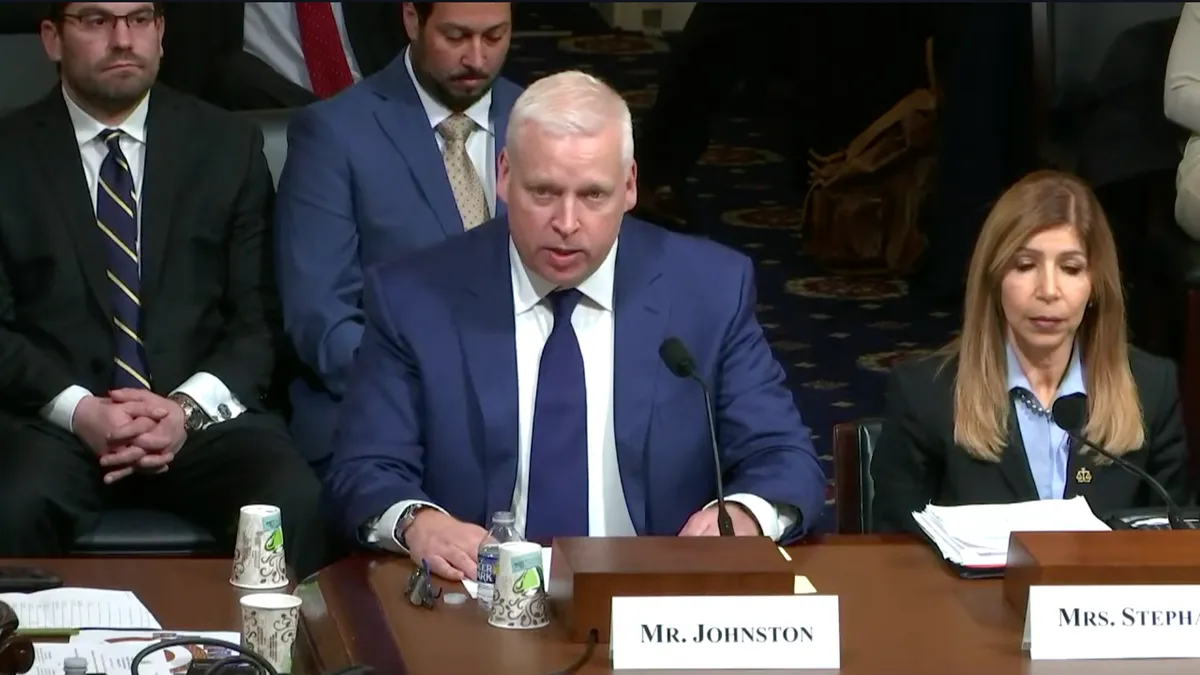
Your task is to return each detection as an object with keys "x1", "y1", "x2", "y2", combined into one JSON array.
[
  {"x1": 394, "y1": 504, "x2": 430, "y2": 549},
  {"x1": 169, "y1": 393, "x2": 211, "y2": 433}
]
